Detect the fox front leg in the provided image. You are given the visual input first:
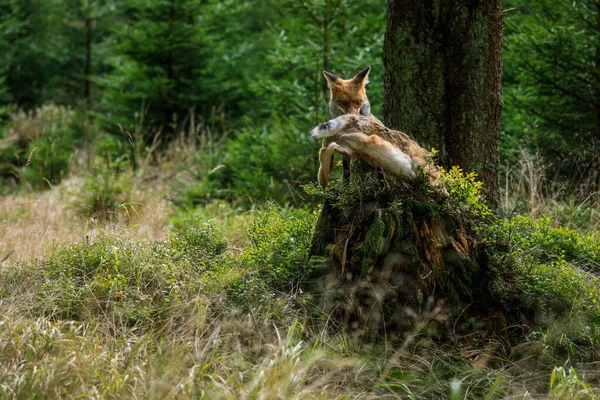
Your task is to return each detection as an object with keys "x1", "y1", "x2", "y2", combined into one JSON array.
[
  {"x1": 318, "y1": 145, "x2": 336, "y2": 188},
  {"x1": 318, "y1": 141, "x2": 352, "y2": 187}
]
